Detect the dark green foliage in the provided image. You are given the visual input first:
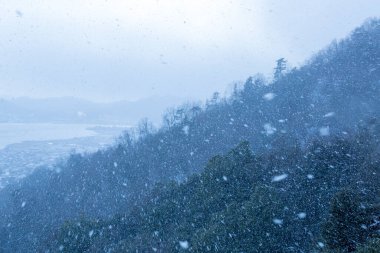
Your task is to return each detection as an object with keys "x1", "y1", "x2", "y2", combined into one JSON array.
[
  {"x1": 52, "y1": 218, "x2": 100, "y2": 253},
  {"x1": 322, "y1": 190, "x2": 377, "y2": 252},
  {"x1": 322, "y1": 190, "x2": 380, "y2": 252},
  {"x1": 355, "y1": 239, "x2": 380, "y2": 253},
  {"x1": 47, "y1": 137, "x2": 379, "y2": 252},
  {"x1": 191, "y1": 185, "x2": 291, "y2": 253},
  {"x1": 324, "y1": 239, "x2": 380, "y2": 253},
  {"x1": 48, "y1": 142, "x2": 294, "y2": 252}
]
